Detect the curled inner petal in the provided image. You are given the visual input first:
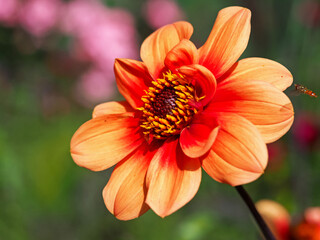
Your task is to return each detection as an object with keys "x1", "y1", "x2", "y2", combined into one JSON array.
[
  {"x1": 141, "y1": 21, "x2": 194, "y2": 79},
  {"x1": 114, "y1": 58, "x2": 153, "y2": 109},
  {"x1": 178, "y1": 64, "x2": 217, "y2": 107},
  {"x1": 164, "y1": 39, "x2": 199, "y2": 72},
  {"x1": 180, "y1": 112, "x2": 220, "y2": 158}
]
